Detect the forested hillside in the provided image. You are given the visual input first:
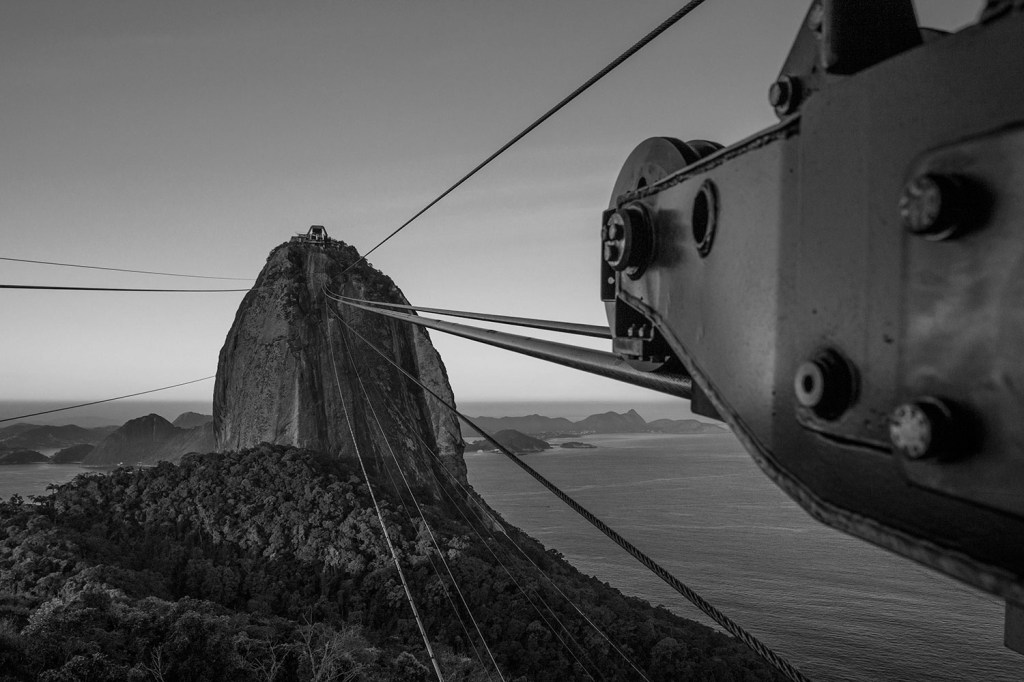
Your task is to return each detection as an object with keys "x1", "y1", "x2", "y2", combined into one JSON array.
[{"x1": 0, "y1": 445, "x2": 781, "y2": 681}]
